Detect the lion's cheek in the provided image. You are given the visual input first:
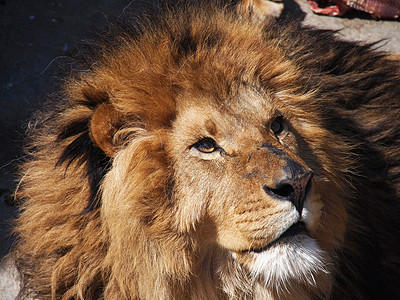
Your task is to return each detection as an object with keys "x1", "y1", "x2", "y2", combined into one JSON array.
[{"x1": 212, "y1": 203, "x2": 299, "y2": 252}]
